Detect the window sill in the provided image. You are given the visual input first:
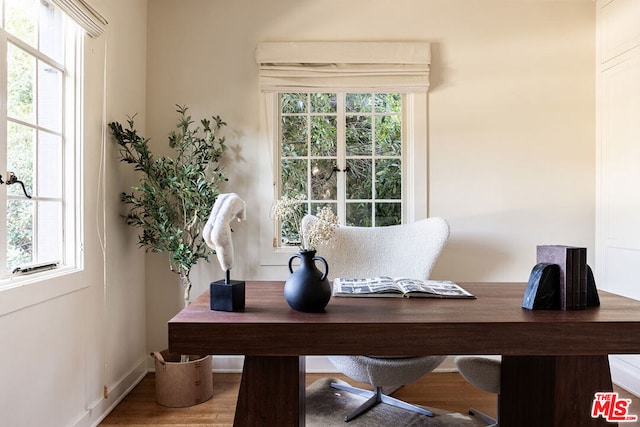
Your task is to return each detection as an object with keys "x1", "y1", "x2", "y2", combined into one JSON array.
[
  {"x1": 259, "y1": 245, "x2": 301, "y2": 267},
  {"x1": 0, "y1": 266, "x2": 88, "y2": 316}
]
